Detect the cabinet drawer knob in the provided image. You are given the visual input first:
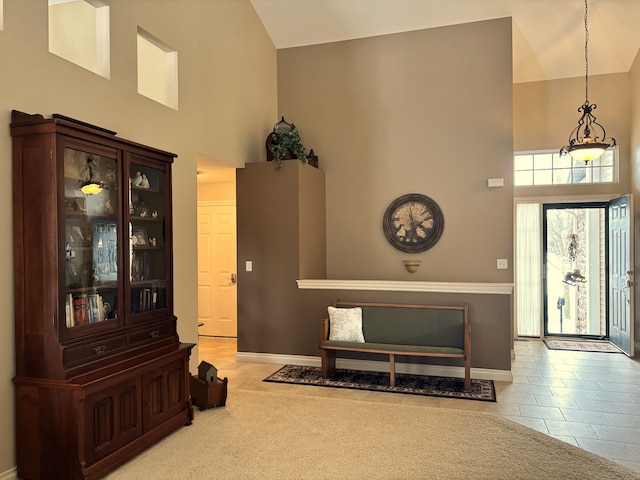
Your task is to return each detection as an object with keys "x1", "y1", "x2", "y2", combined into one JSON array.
[
  {"x1": 150, "y1": 330, "x2": 160, "y2": 338},
  {"x1": 94, "y1": 345, "x2": 107, "y2": 355}
]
